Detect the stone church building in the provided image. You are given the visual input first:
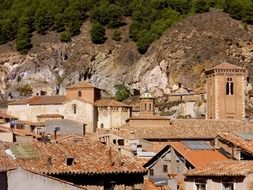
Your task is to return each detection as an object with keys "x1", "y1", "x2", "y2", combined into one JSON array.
[
  {"x1": 7, "y1": 81, "x2": 131, "y2": 133},
  {"x1": 205, "y1": 63, "x2": 246, "y2": 120}
]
